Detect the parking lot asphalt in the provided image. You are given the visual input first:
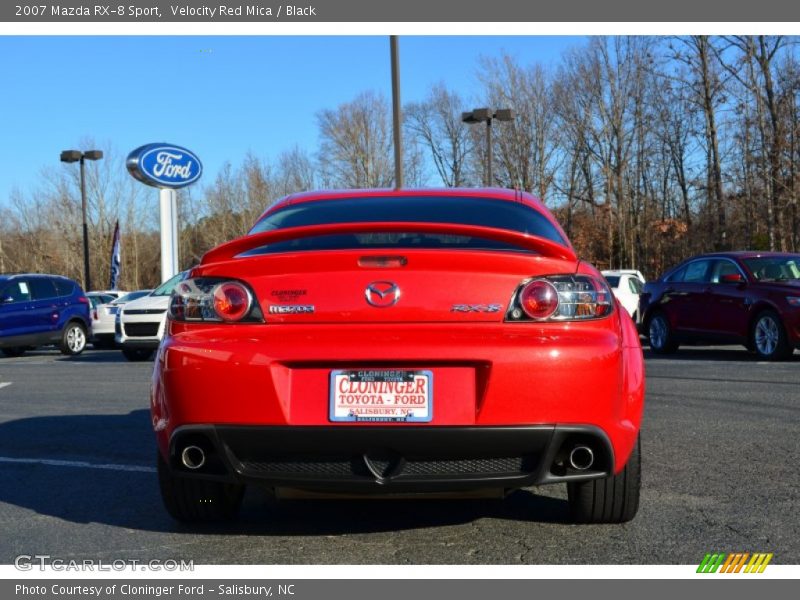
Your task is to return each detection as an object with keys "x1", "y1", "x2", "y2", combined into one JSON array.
[{"x1": 0, "y1": 345, "x2": 797, "y2": 565}]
